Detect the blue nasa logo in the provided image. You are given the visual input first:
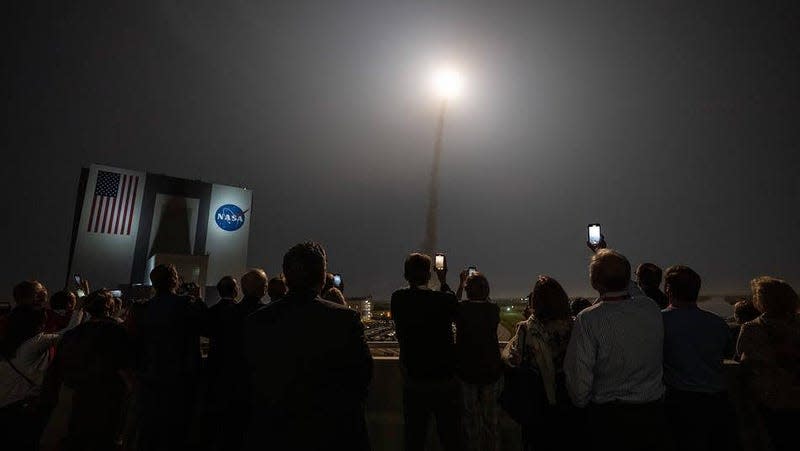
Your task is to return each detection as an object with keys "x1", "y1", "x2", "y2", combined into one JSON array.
[{"x1": 215, "y1": 204, "x2": 246, "y2": 231}]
